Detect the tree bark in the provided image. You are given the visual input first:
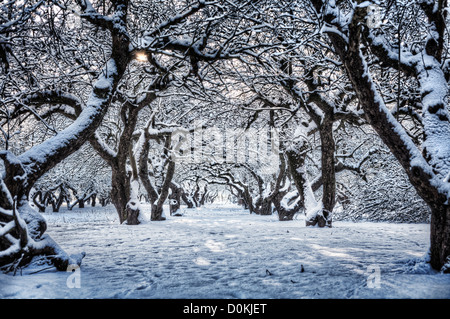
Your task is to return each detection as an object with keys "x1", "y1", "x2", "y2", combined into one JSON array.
[
  {"x1": 199, "y1": 185, "x2": 208, "y2": 206},
  {"x1": 151, "y1": 158, "x2": 175, "y2": 221},
  {"x1": 181, "y1": 191, "x2": 195, "y2": 208},
  {"x1": 254, "y1": 197, "x2": 272, "y2": 215},
  {"x1": 126, "y1": 202, "x2": 140, "y2": 226},
  {"x1": 32, "y1": 191, "x2": 46, "y2": 213},
  {"x1": 272, "y1": 189, "x2": 303, "y2": 221},
  {"x1": 318, "y1": 115, "x2": 335, "y2": 227},
  {"x1": 430, "y1": 205, "x2": 450, "y2": 272},
  {"x1": 110, "y1": 165, "x2": 131, "y2": 224},
  {"x1": 285, "y1": 141, "x2": 308, "y2": 212},
  {"x1": 137, "y1": 129, "x2": 159, "y2": 205},
  {"x1": 169, "y1": 183, "x2": 182, "y2": 216},
  {"x1": 192, "y1": 185, "x2": 200, "y2": 207},
  {"x1": 91, "y1": 194, "x2": 96, "y2": 207}
]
